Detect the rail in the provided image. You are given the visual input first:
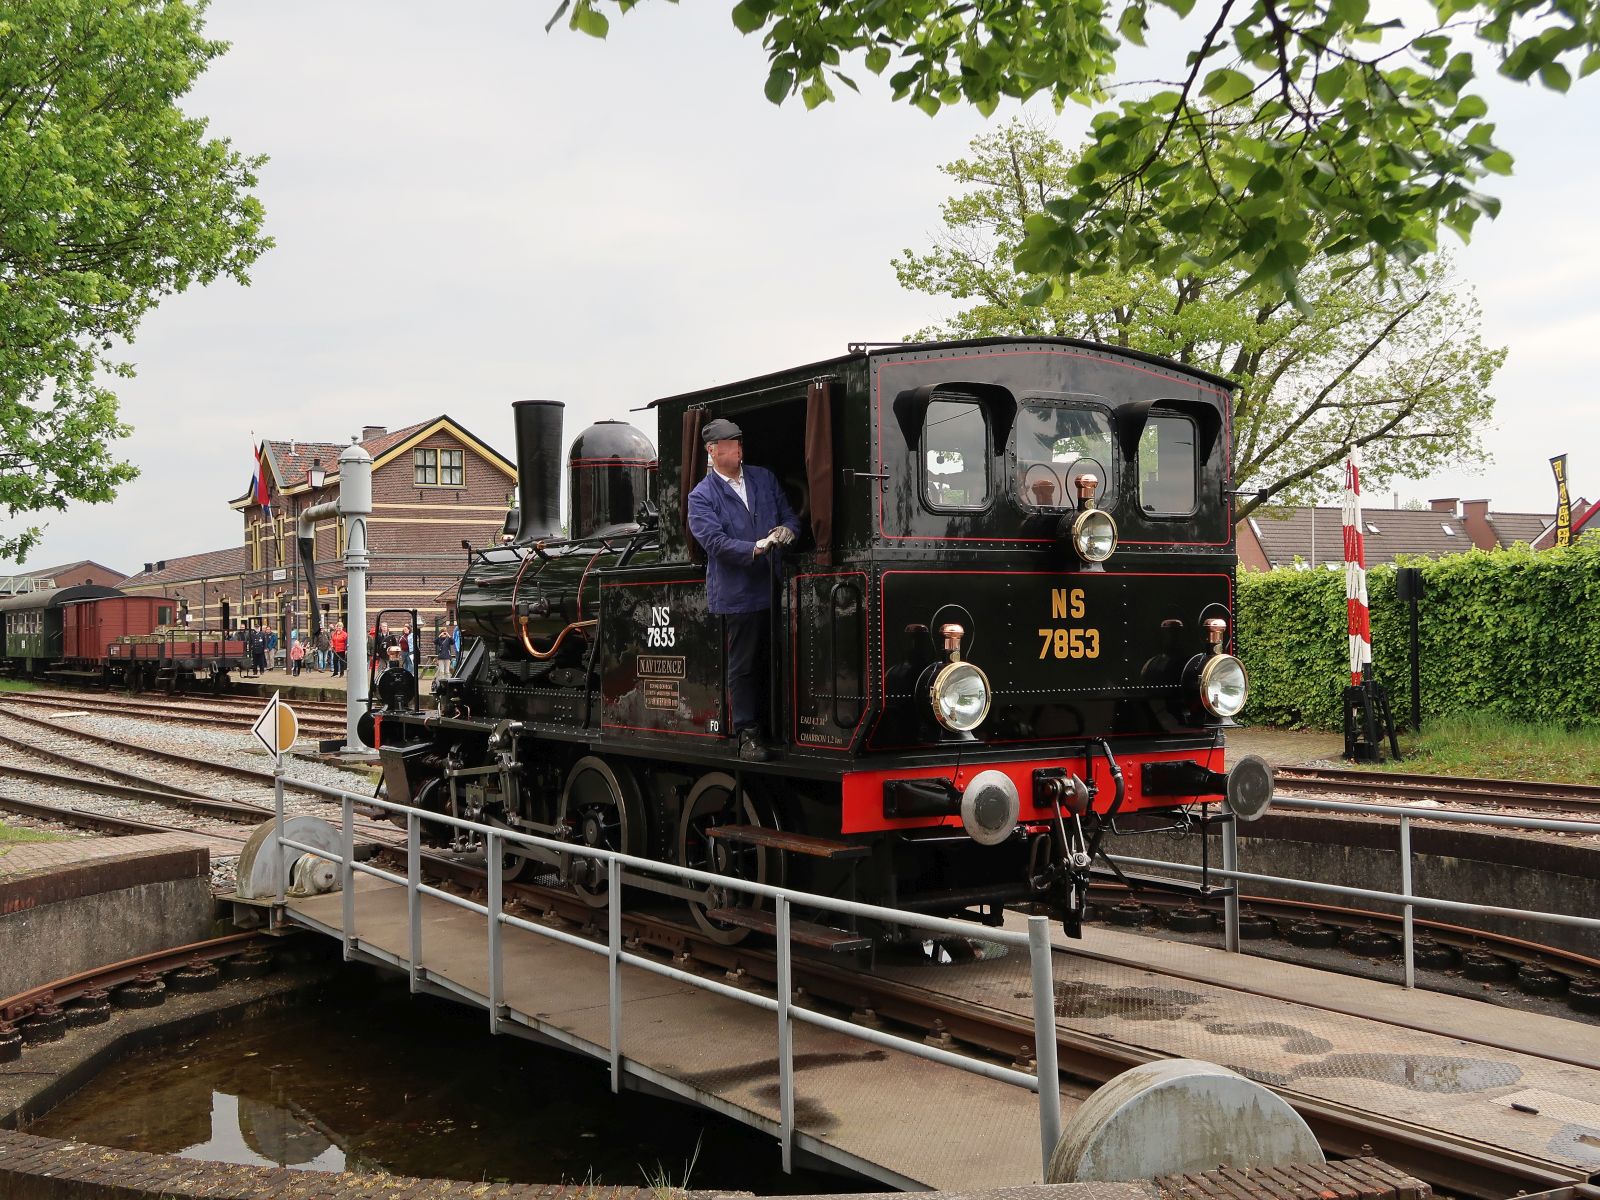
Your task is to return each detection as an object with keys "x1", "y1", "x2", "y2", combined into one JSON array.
[
  {"x1": 1109, "y1": 794, "x2": 1600, "y2": 986},
  {"x1": 270, "y1": 772, "x2": 1063, "y2": 1178}
]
